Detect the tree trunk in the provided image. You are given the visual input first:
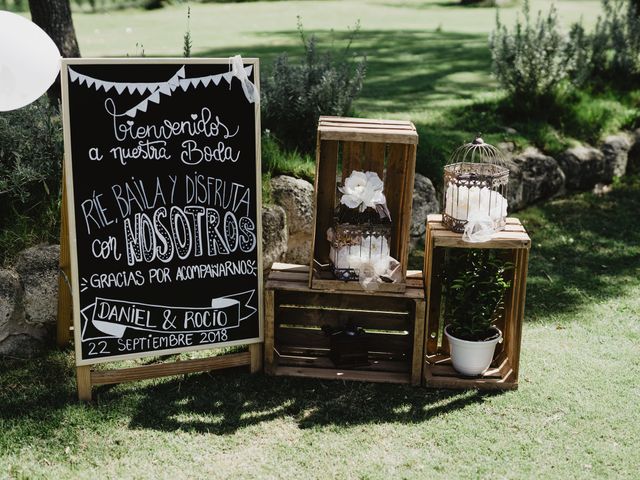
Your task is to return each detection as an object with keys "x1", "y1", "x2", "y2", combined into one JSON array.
[{"x1": 28, "y1": 0, "x2": 81, "y2": 105}]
